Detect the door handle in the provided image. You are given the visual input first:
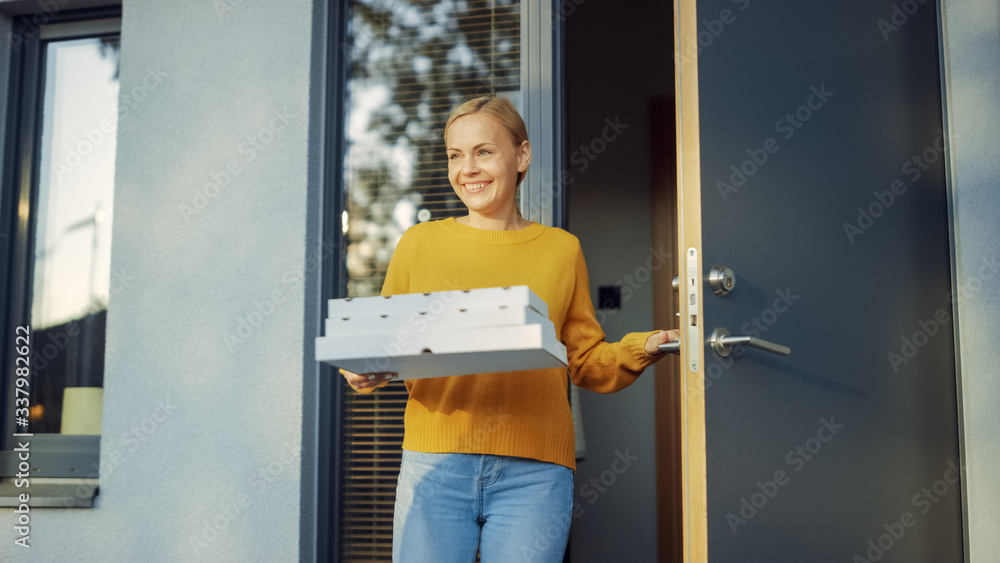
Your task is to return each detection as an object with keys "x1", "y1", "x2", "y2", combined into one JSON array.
[
  {"x1": 658, "y1": 329, "x2": 791, "y2": 356},
  {"x1": 710, "y1": 327, "x2": 791, "y2": 357},
  {"x1": 658, "y1": 341, "x2": 681, "y2": 355}
]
